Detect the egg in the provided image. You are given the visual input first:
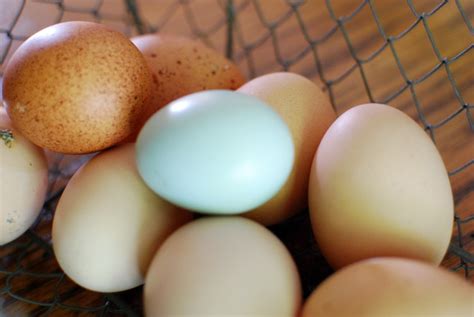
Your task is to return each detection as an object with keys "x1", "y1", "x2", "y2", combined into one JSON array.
[
  {"x1": 130, "y1": 34, "x2": 245, "y2": 136},
  {"x1": 3, "y1": 21, "x2": 152, "y2": 154},
  {"x1": 309, "y1": 103, "x2": 454, "y2": 269},
  {"x1": 52, "y1": 143, "x2": 192, "y2": 292},
  {"x1": 144, "y1": 217, "x2": 302, "y2": 317},
  {"x1": 300, "y1": 257, "x2": 474, "y2": 317},
  {"x1": 0, "y1": 107, "x2": 48, "y2": 245},
  {"x1": 238, "y1": 72, "x2": 336, "y2": 225},
  {"x1": 136, "y1": 90, "x2": 294, "y2": 214}
]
